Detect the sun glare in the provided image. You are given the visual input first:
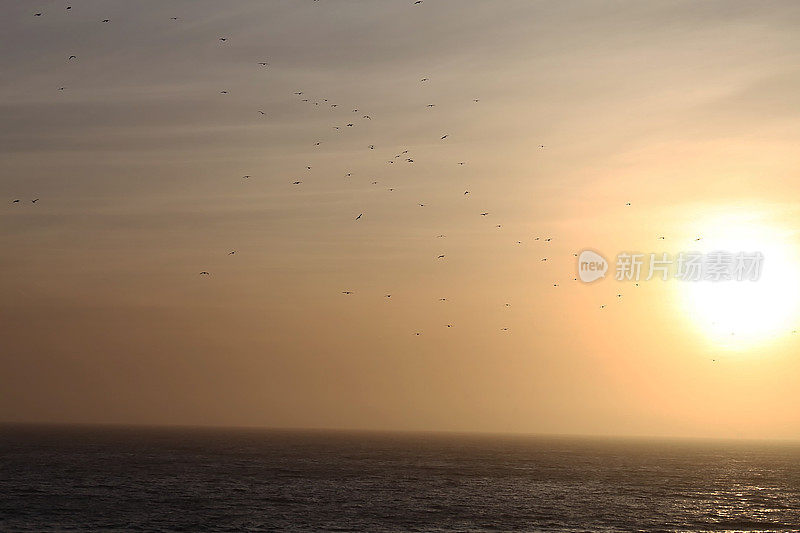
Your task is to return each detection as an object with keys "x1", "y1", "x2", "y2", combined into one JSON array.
[{"x1": 677, "y1": 214, "x2": 800, "y2": 351}]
